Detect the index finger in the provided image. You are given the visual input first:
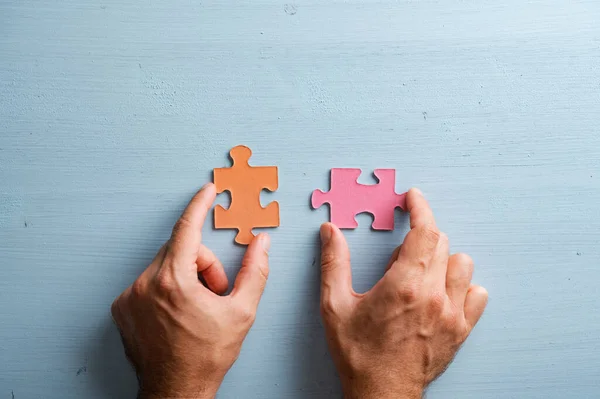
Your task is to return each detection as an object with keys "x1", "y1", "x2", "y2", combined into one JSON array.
[
  {"x1": 406, "y1": 188, "x2": 436, "y2": 229},
  {"x1": 169, "y1": 183, "x2": 216, "y2": 262}
]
